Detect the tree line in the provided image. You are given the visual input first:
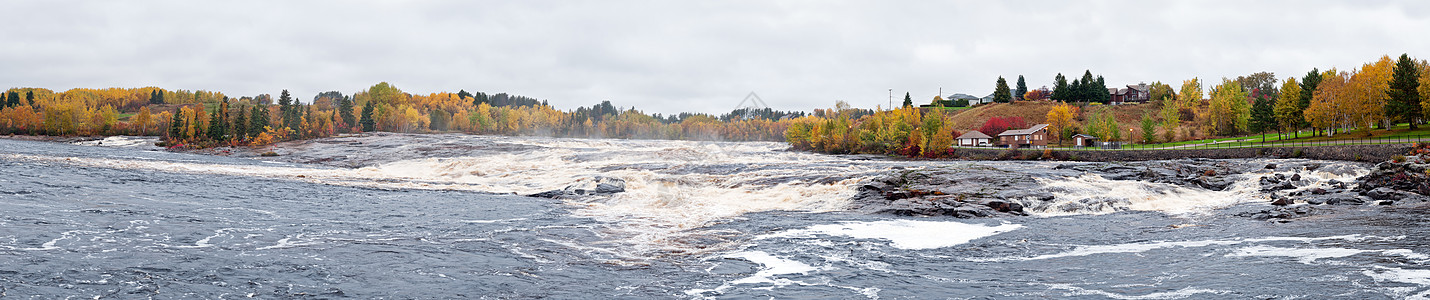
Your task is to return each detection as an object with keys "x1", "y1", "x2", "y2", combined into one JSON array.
[
  {"x1": 789, "y1": 53, "x2": 1430, "y2": 156},
  {"x1": 0, "y1": 82, "x2": 807, "y2": 147}
]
